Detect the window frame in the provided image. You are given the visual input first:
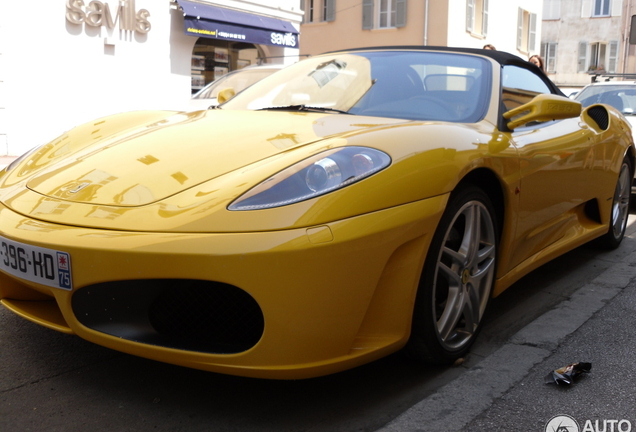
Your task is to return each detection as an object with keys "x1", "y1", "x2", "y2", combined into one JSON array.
[
  {"x1": 302, "y1": 0, "x2": 336, "y2": 23},
  {"x1": 362, "y1": 0, "x2": 406, "y2": 30},
  {"x1": 592, "y1": 0, "x2": 611, "y2": 17},
  {"x1": 516, "y1": 8, "x2": 537, "y2": 54},
  {"x1": 378, "y1": 0, "x2": 396, "y2": 28},
  {"x1": 578, "y1": 41, "x2": 619, "y2": 73},
  {"x1": 466, "y1": 0, "x2": 489, "y2": 36},
  {"x1": 590, "y1": 42, "x2": 607, "y2": 71}
]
